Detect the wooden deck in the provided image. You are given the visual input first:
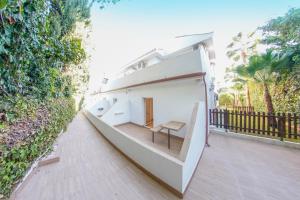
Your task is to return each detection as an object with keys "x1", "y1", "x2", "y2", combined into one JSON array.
[
  {"x1": 13, "y1": 113, "x2": 300, "y2": 200},
  {"x1": 115, "y1": 123, "x2": 184, "y2": 157}
]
